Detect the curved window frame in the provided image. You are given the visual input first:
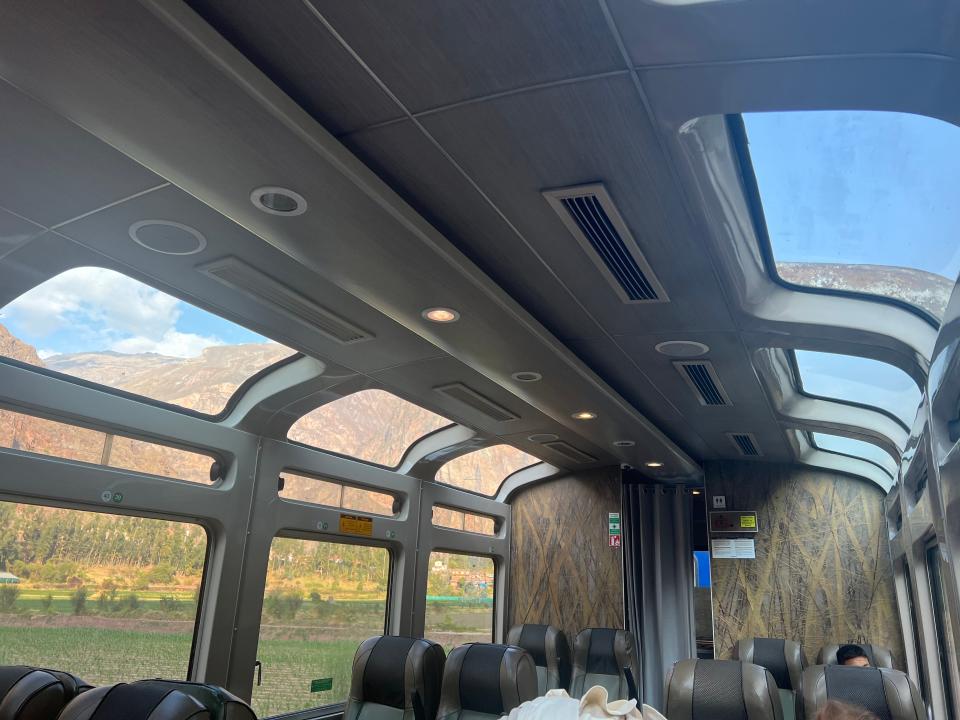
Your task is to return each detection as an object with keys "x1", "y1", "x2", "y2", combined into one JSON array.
[
  {"x1": 0, "y1": 265, "x2": 302, "y2": 420},
  {"x1": 286, "y1": 390, "x2": 457, "y2": 472},
  {"x1": 808, "y1": 431, "x2": 896, "y2": 481},
  {"x1": 788, "y1": 350, "x2": 918, "y2": 433},
  {"x1": 433, "y1": 444, "x2": 541, "y2": 498},
  {"x1": 728, "y1": 114, "x2": 941, "y2": 329}
]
